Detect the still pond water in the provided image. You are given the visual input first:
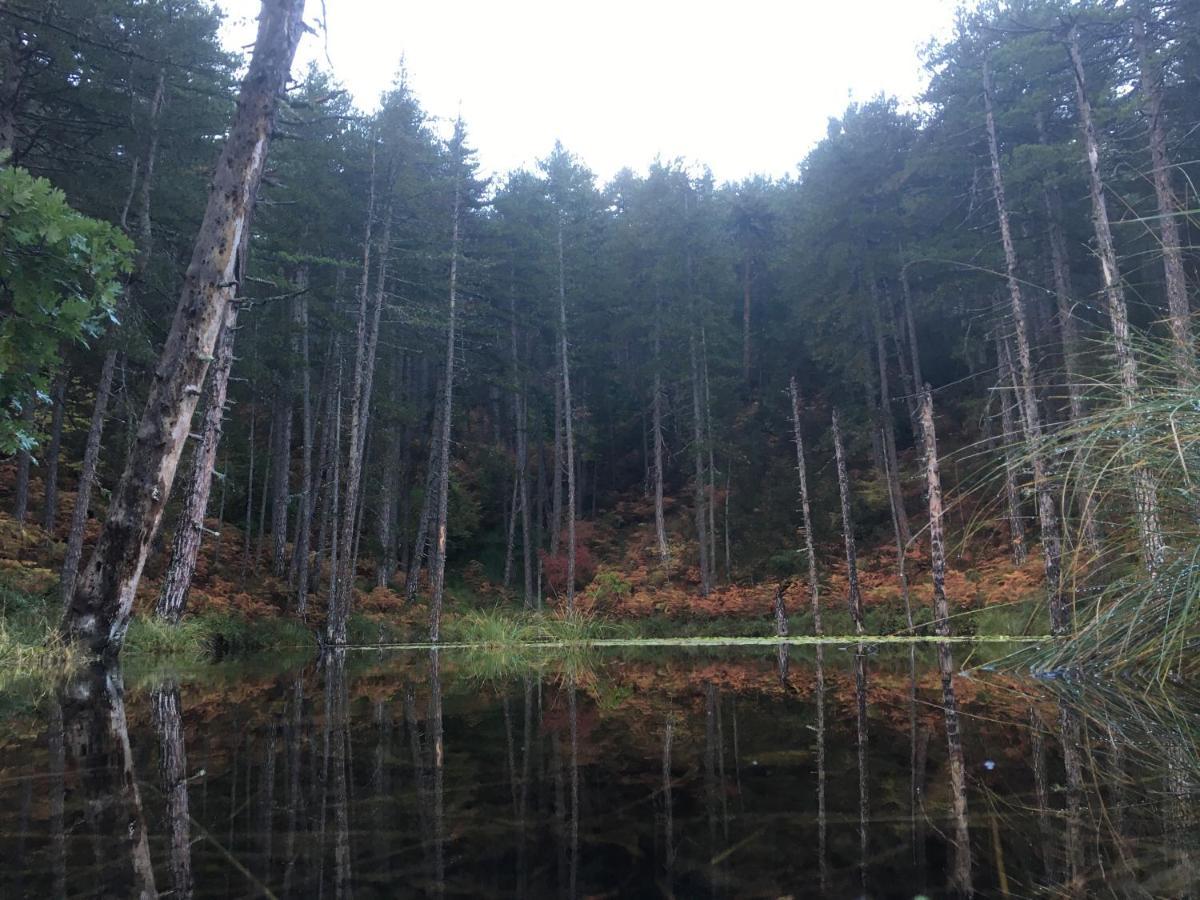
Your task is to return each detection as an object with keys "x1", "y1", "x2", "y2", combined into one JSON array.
[{"x1": 0, "y1": 643, "x2": 1196, "y2": 898}]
